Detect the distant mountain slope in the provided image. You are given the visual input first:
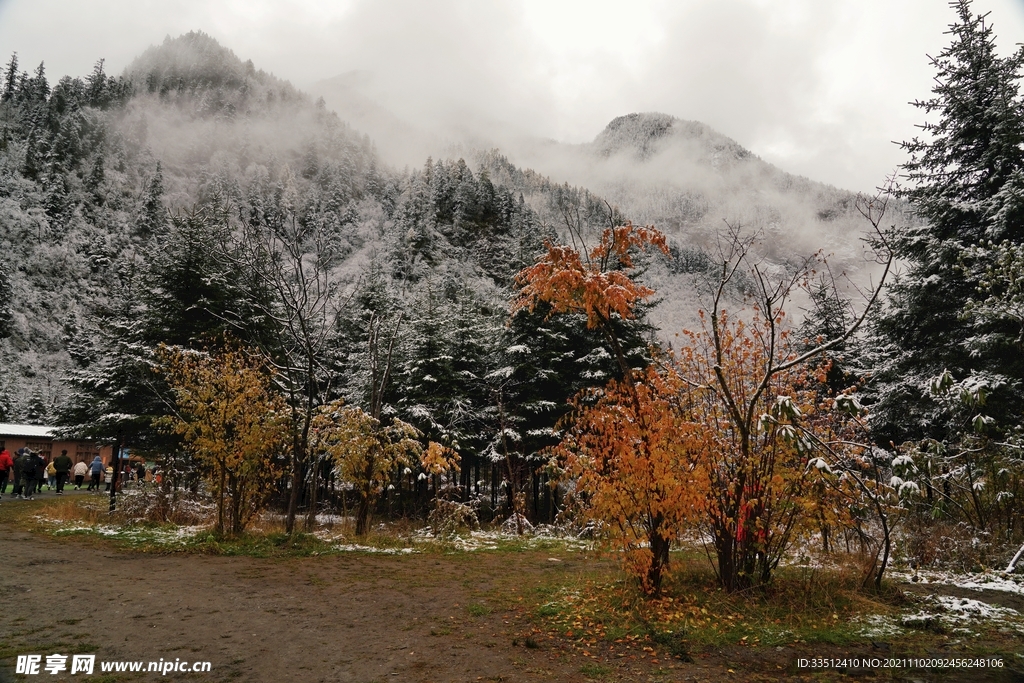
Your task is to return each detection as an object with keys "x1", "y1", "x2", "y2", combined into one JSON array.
[
  {"x1": 312, "y1": 70, "x2": 904, "y2": 281},
  {"x1": 0, "y1": 33, "x2": 905, "y2": 425},
  {"x1": 593, "y1": 112, "x2": 752, "y2": 164},
  {"x1": 483, "y1": 112, "x2": 909, "y2": 335},
  {"x1": 0, "y1": 33, "x2": 549, "y2": 423}
]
